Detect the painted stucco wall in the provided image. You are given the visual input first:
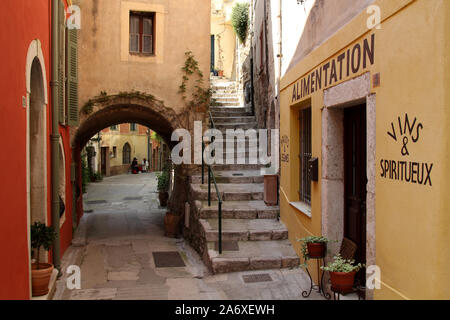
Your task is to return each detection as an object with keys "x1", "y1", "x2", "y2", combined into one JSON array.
[
  {"x1": 280, "y1": 0, "x2": 449, "y2": 299},
  {"x1": 75, "y1": 0, "x2": 211, "y2": 120},
  {"x1": 211, "y1": 0, "x2": 239, "y2": 79},
  {"x1": 0, "y1": 0, "x2": 51, "y2": 300}
]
